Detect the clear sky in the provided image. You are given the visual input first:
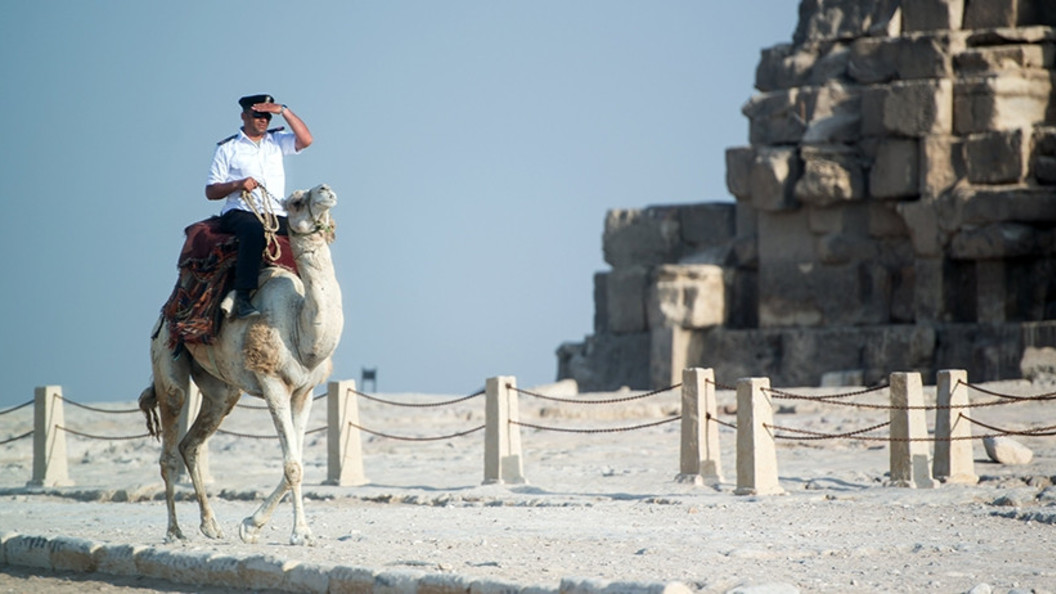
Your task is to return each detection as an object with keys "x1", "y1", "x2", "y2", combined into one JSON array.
[{"x1": 0, "y1": 1, "x2": 798, "y2": 407}]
